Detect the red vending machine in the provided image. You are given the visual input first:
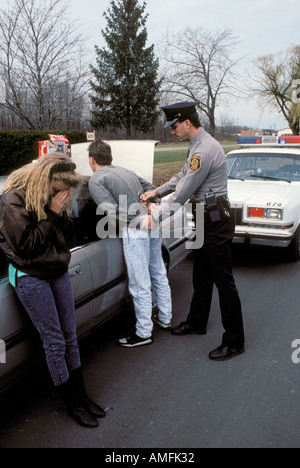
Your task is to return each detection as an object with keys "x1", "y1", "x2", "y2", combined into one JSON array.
[{"x1": 39, "y1": 134, "x2": 70, "y2": 157}]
